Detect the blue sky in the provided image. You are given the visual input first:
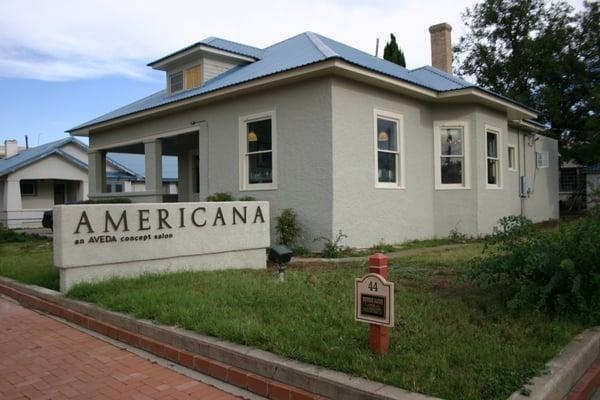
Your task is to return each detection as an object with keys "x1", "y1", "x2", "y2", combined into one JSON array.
[
  {"x1": 0, "y1": 0, "x2": 584, "y2": 146},
  {"x1": 0, "y1": 76, "x2": 162, "y2": 146}
]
